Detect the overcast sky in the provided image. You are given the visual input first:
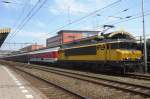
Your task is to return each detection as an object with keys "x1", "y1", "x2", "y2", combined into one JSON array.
[{"x1": 0, "y1": 0, "x2": 150, "y2": 50}]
